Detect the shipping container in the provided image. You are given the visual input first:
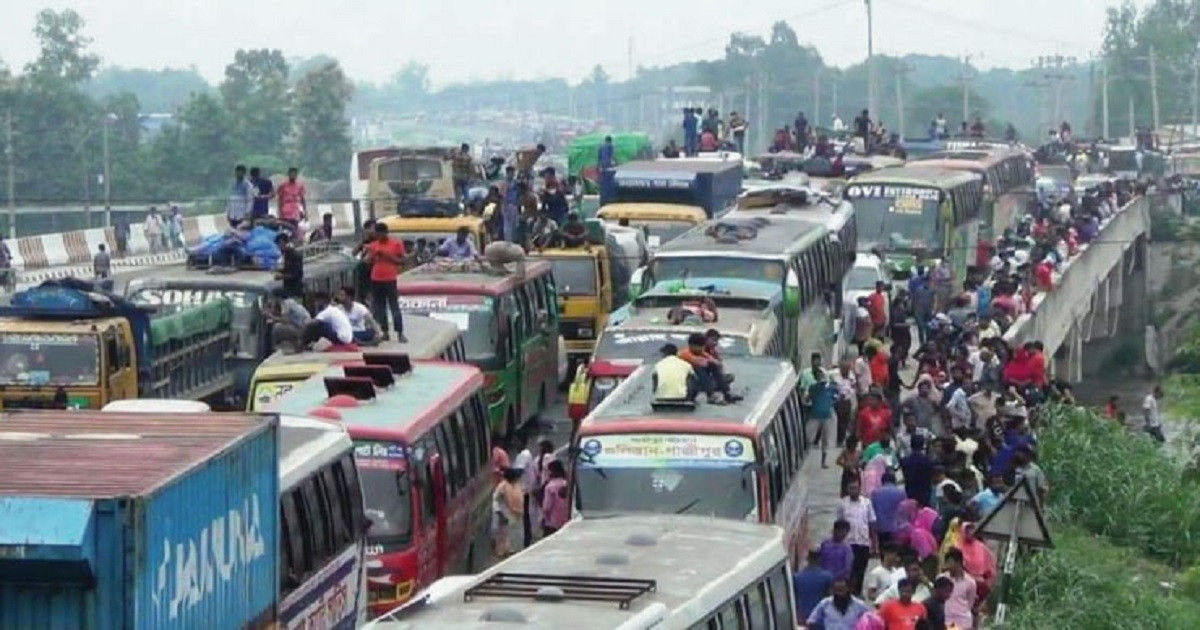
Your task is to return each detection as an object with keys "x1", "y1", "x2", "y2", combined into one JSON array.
[{"x1": 0, "y1": 411, "x2": 280, "y2": 630}]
